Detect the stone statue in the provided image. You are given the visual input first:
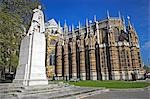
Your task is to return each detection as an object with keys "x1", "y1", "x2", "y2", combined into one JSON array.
[
  {"x1": 27, "y1": 5, "x2": 45, "y2": 35},
  {"x1": 14, "y1": 5, "x2": 48, "y2": 86}
]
